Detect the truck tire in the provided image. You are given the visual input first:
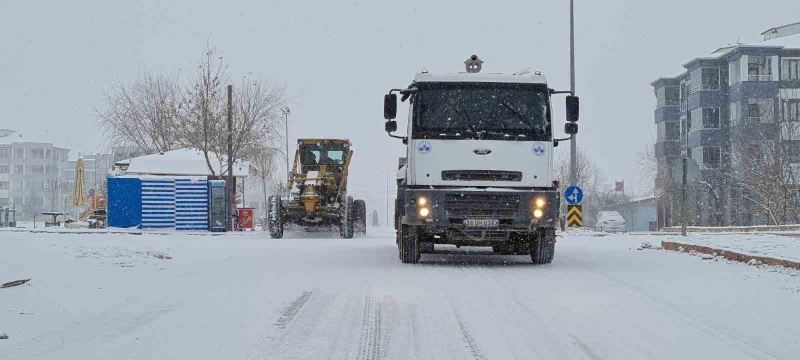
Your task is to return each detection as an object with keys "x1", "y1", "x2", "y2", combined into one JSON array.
[
  {"x1": 530, "y1": 228, "x2": 555, "y2": 264},
  {"x1": 339, "y1": 196, "x2": 355, "y2": 239},
  {"x1": 399, "y1": 224, "x2": 420, "y2": 263},
  {"x1": 352, "y1": 199, "x2": 367, "y2": 235},
  {"x1": 268, "y1": 195, "x2": 284, "y2": 239}
]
